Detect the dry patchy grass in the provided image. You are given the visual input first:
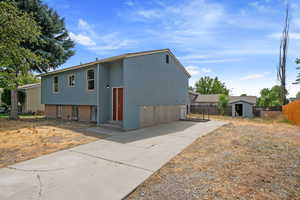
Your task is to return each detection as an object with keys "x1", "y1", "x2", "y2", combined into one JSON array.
[
  {"x1": 0, "y1": 118, "x2": 101, "y2": 168},
  {"x1": 126, "y1": 116, "x2": 300, "y2": 200}
]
